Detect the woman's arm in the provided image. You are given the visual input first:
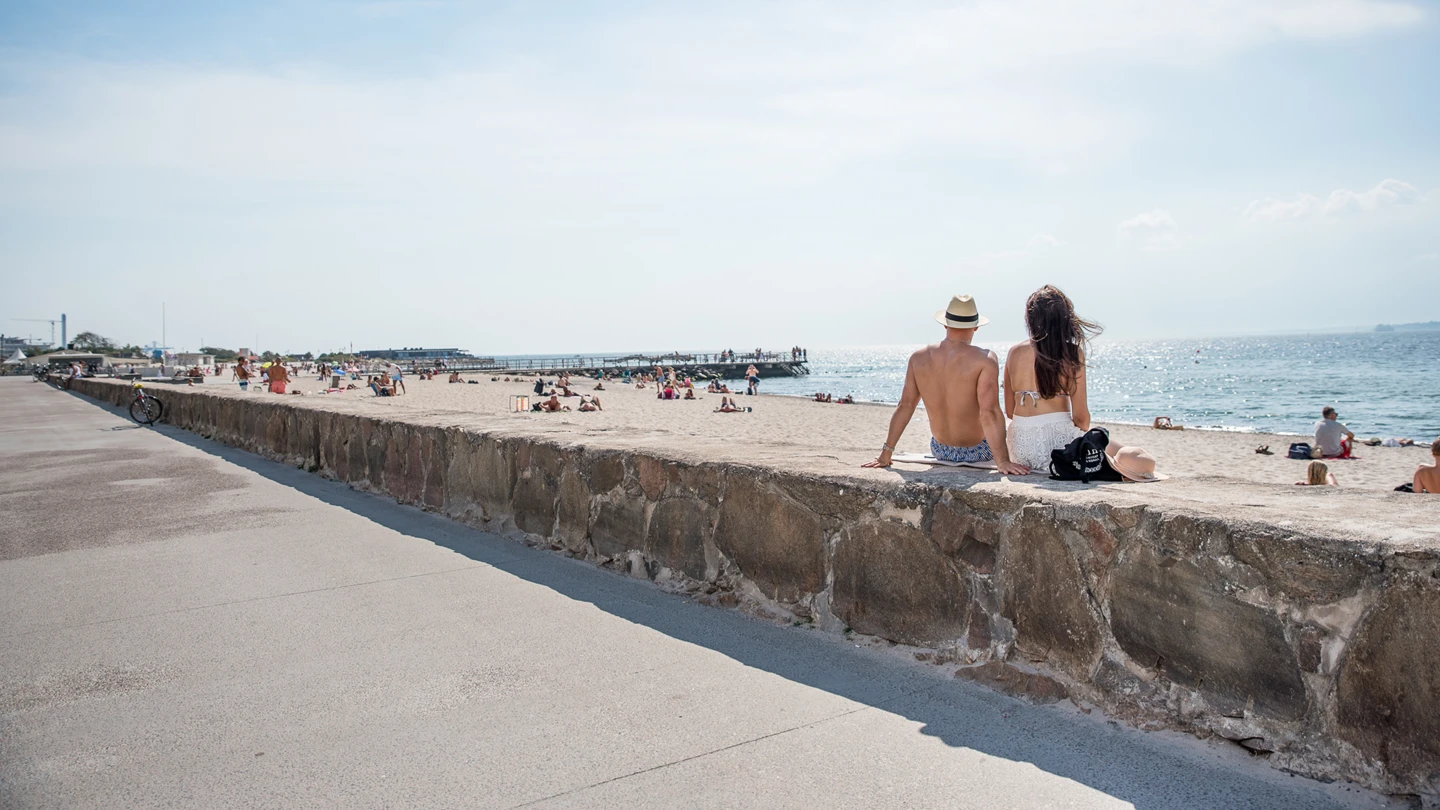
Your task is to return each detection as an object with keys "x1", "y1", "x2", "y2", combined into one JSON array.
[{"x1": 1070, "y1": 351, "x2": 1091, "y2": 431}]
